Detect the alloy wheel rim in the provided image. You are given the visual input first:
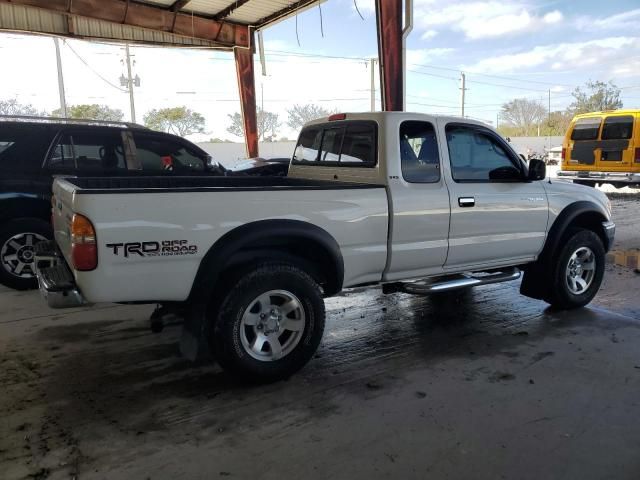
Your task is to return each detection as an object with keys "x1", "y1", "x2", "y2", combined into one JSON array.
[
  {"x1": 565, "y1": 246, "x2": 596, "y2": 295},
  {"x1": 0, "y1": 232, "x2": 47, "y2": 279},
  {"x1": 240, "y1": 289, "x2": 306, "y2": 362}
]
